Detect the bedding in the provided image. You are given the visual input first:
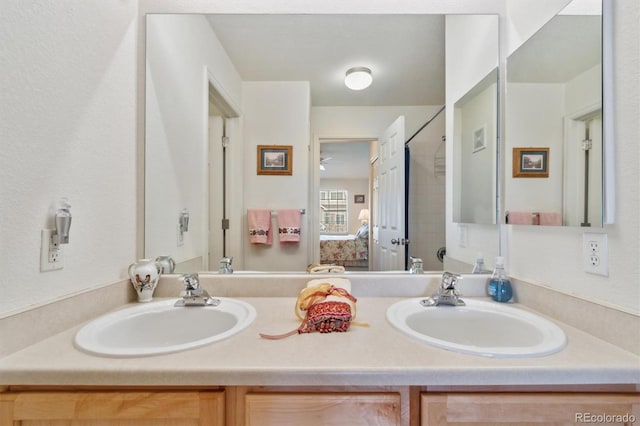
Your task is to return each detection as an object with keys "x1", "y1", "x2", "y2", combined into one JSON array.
[{"x1": 320, "y1": 234, "x2": 368, "y2": 265}]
